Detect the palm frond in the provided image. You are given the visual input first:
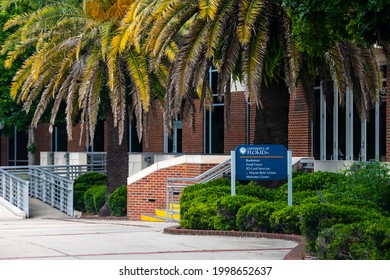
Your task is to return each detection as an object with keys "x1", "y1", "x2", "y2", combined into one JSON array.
[
  {"x1": 199, "y1": 0, "x2": 220, "y2": 21},
  {"x1": 237, "y1": 0, "x2": 266, "y2": 44},
  {"x1": 125, "y1": 48, "x2": 151, "y2": 112},
  {"x1": 242, "y1": 12, "x2": 270, "y2": 107}
]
